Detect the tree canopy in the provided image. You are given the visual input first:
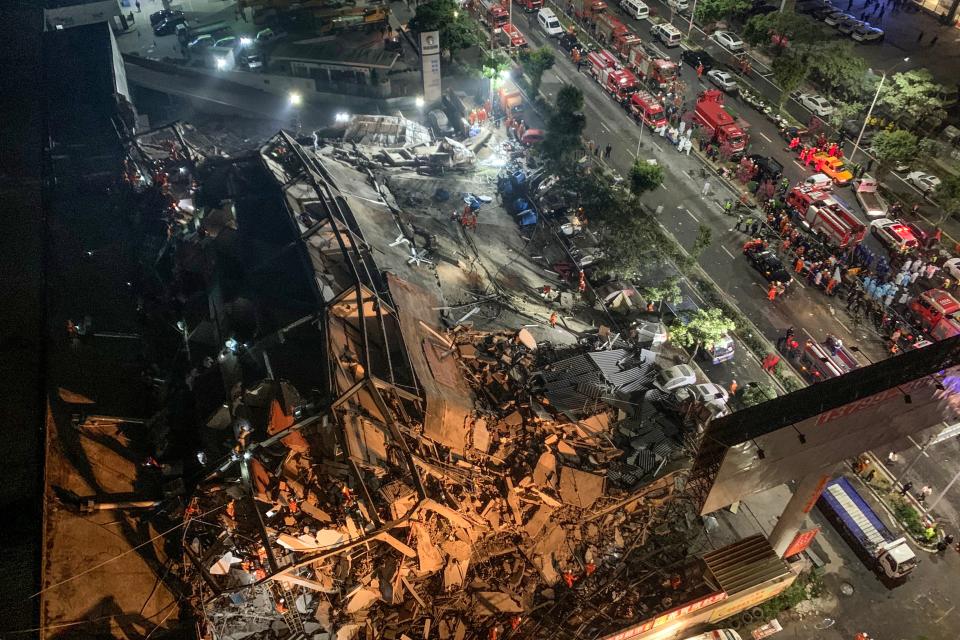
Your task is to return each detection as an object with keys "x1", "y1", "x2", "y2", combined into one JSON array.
[
  {"x1": 742, "y1": 12, "x2": 824, "y2": 50},
  {"x1": 629, "y1": 160, "x2": 665, "y2": 196},
  {"x1": 740, "y1": 381, "x2": 777, "y2": 407},
  {"x1": 695, "y1": 0, "x2": 751, "y2": 24},
  {"x1": 541, "y1": 86, "x2": 586, "y2": 169},
  {"x1": 519, "y1": 46, "x2": 556, "y2": 95},
  {"x1": 934, "y1": 174, "x2": 960, "y2": 225},
  {"x1": 669, "y1": 308, "x2": 736, "y2": 360},
  {"x1": 879, "y1": 69, "x2": 947, "y2": 132},
  {"x1": 809, "y1": 43, "x2": 872, "y2": 101},
  {"x1": 870, "y1": 130, "x2": 918, "y2": 179},
  {"x1": 409, "y1": 0, "x2": 480, "y2": 58},
  {"x1": 771, "y1": 48, "x2": 809, "y2": 106}
]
